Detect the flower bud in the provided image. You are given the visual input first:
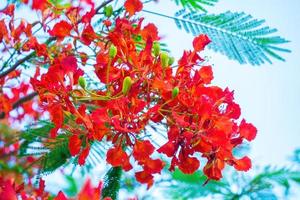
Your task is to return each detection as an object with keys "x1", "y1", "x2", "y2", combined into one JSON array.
[
  {"x1": 122, "y1": 76, "x2": 132, "y2": 95},
  {"x1": 160, "y1": 52, "x2": 169, "y2": 68},
  {"x1": 153, "y1": 42, "x2": 160, "y2": 56},
  {"x1": 168, "y1": 56, "x2": 175, "y2": 66},
  {"x1": 172, "y1": 87, "x2": 179, "y2": 98},
  {"x1": 78, "y1": 76, "x2": 87, "y2": 89},
  {"x1": 104, "y1": 5, "x2": 113, "y2": 18},
  {"x1": 109, "y1": 44, "x2": 117, "y2": 58}
]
